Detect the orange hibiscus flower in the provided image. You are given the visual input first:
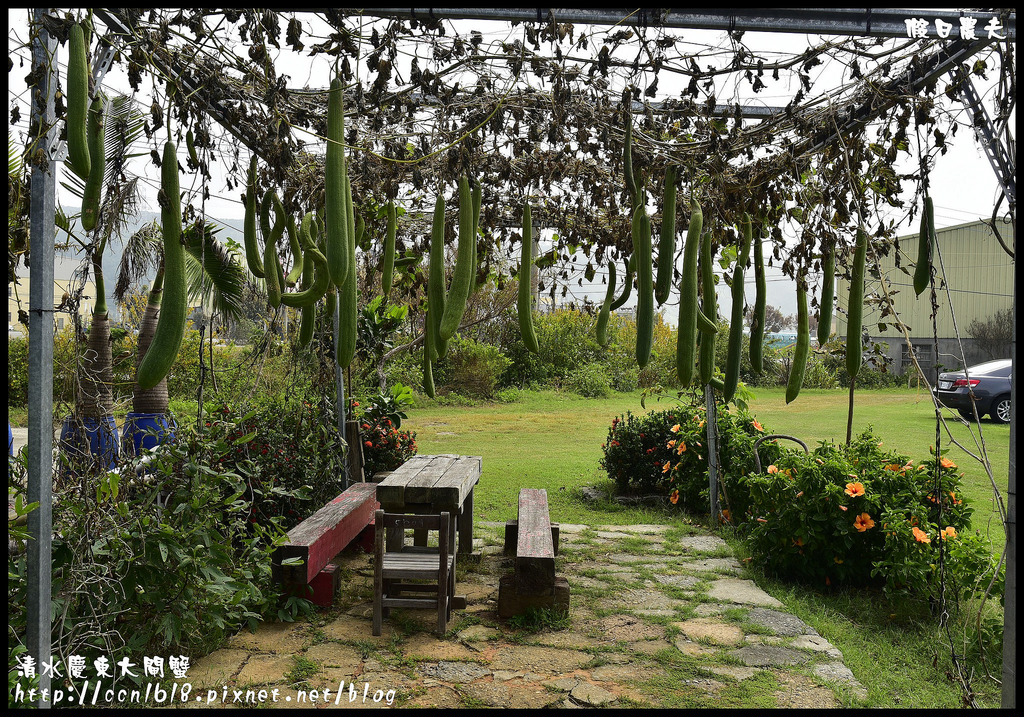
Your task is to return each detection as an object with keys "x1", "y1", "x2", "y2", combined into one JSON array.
[
  {"x1": 752, "y1": 419, "x2": 764, "y2": 432},
  {"x1": 767, "y1": 465, "x2": 780, "y2": 474},
  {"x1": 670, "y1": 424, "x2": 681, "y2": 433},
  {"x1": 845, "y1": 482, "x2": 866, "y2": 498},
  {"x1": 669, "y1": 489, "x2": 680, "y2": 505},
  {"x1": 662, "y1": 461, "x2": 673, "y2": 474},
  {"x1": 940, "y1": 457, "x2": 957, "y2": 469},
  {"x1": 912, "y1": 526, "x2": 931, "y2": 544},
  {"x1": 941, "y1": 526, "x2": 957, "y2": 540},
  {"x1": 854, "y1": 513, "x2": 875, "y2": 532}
]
